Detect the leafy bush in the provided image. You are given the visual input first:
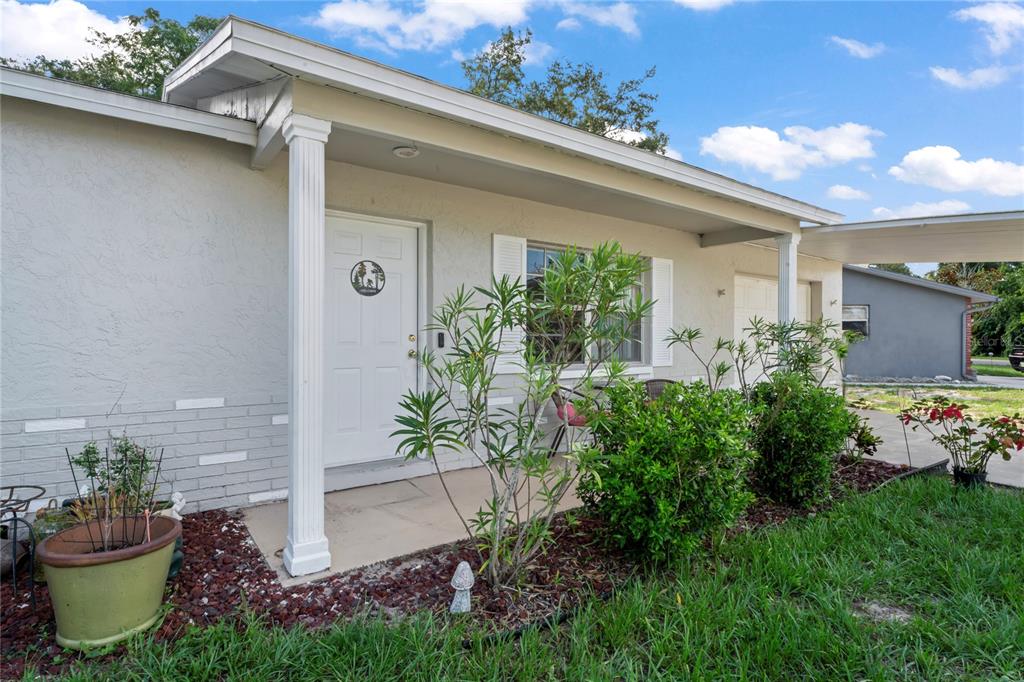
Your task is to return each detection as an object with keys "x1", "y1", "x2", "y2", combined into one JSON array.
[
  {"x1": 579, "y1": 381, "x2": 754, "y2": 561},
  {"x1": 750, "y1": 372, "x2": 855, "y2": 506}
]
